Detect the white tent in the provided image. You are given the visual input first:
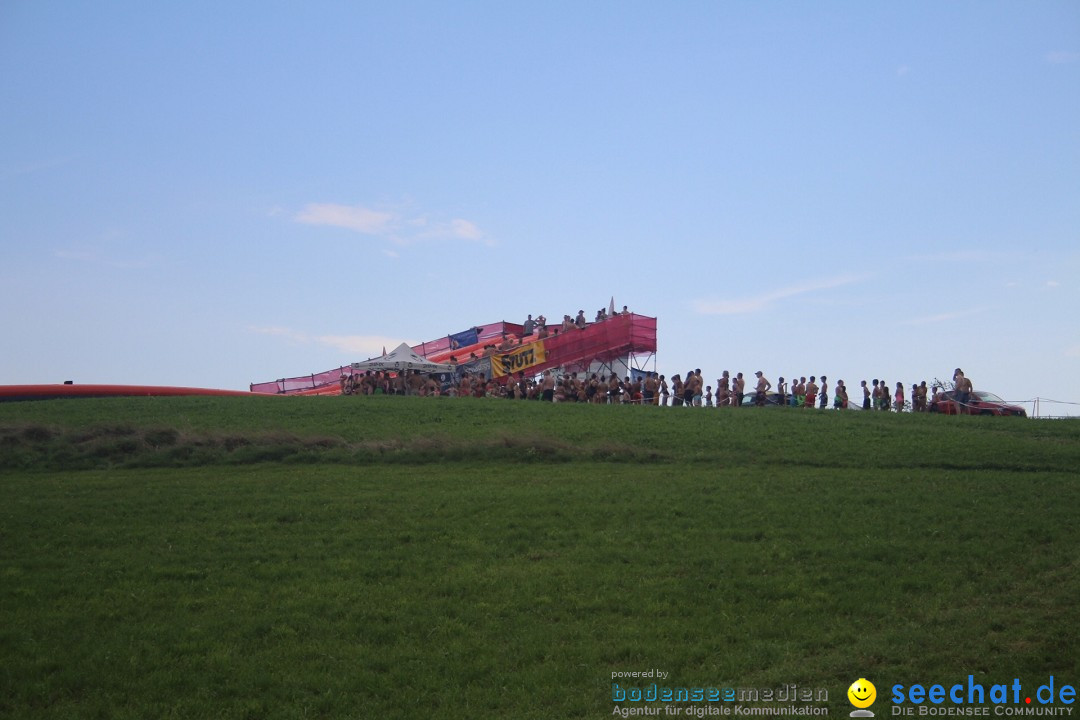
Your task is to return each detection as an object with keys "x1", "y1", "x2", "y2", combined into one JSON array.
[{"x1": 351, "y1": 343, "x2": 446, "y2": 373}]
